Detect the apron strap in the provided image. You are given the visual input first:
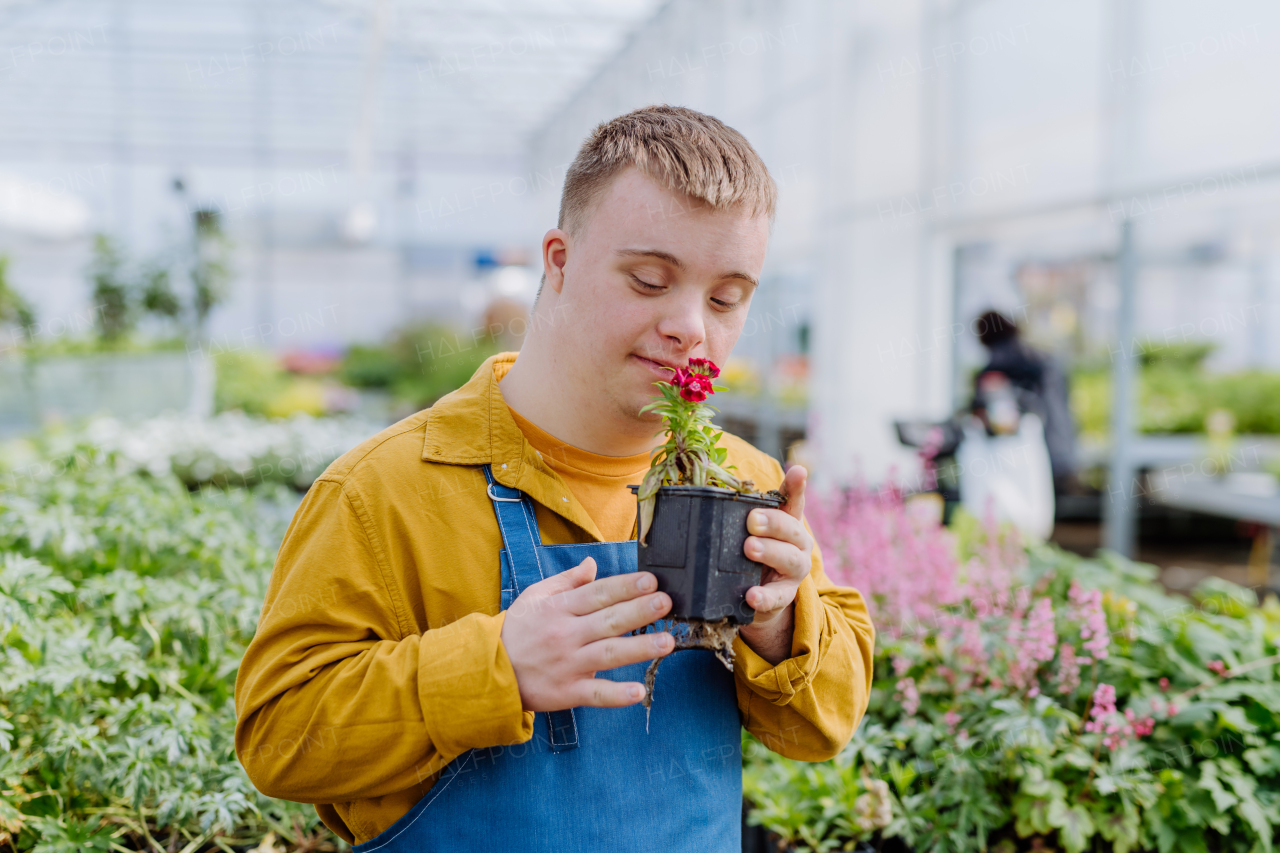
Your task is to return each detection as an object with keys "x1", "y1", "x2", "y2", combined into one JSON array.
[
  {"x1": 481, "y1": 463, "x2": 547, "y2": 594},
  {"x1": 481, "y1": 464, "x2": 580, "y2": 753}
]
